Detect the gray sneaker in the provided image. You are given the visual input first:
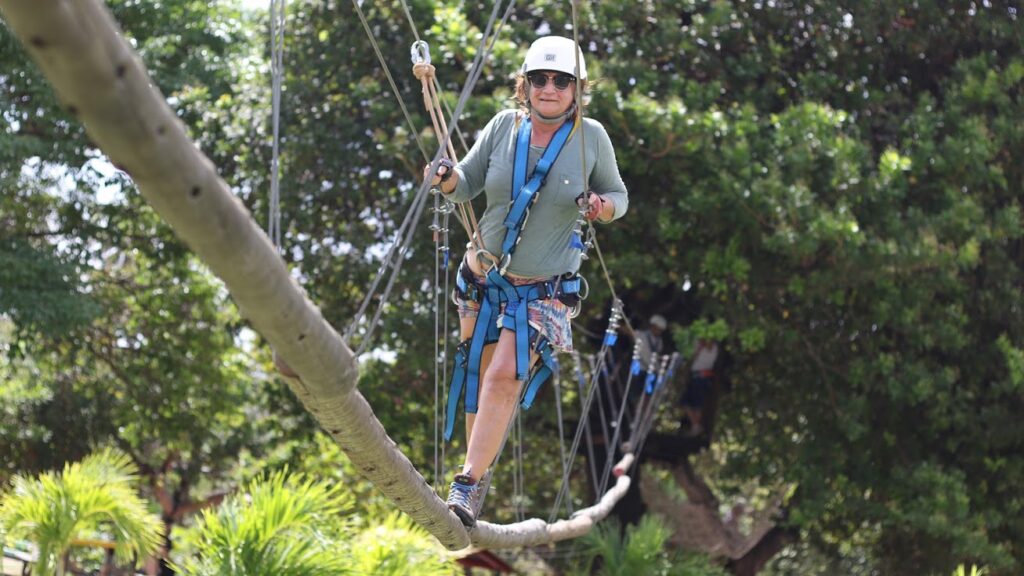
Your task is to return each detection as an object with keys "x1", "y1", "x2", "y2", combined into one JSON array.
[{"x1": 447, "y1": 474, "x2": 478, "y2": 528}]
